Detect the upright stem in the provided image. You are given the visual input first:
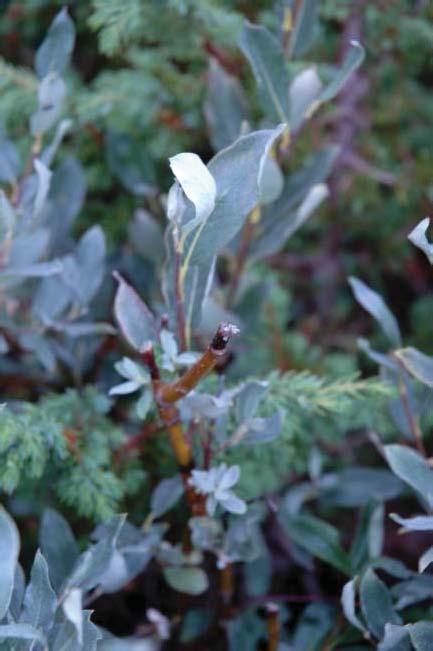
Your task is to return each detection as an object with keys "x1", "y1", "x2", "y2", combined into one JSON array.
[
  {"x1": 174, "y1": 247, "x2": 187, "y2": 352},
  {"x1": 157, "y1": 322, "x2": 239, "y2": 404},
  {"x1": 219, "y1": 563, "x2": 234, "y2": 608},
  {"x1": 142, "y1": 323, "x2": 239, "y2": 515},
  {"x1": 266, "y1": 603, "x2": 280, "y2": 651},
  {"x1": 226, "y1": 207, "x2": 260, "y2": 308}
]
